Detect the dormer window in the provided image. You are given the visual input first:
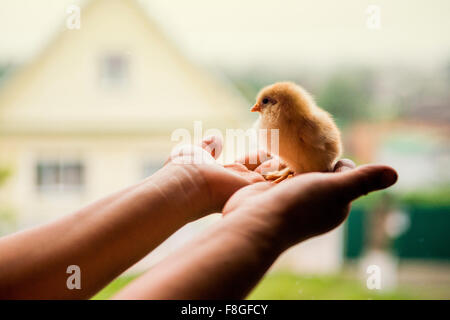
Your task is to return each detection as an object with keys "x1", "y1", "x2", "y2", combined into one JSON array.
[{"x1": 99, "y1": 53, "x2": 129, "y2": 88}]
